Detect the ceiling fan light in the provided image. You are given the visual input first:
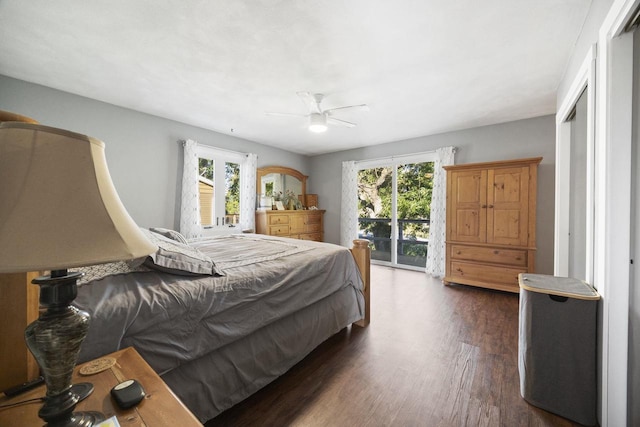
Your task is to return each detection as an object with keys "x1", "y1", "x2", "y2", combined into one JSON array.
[{"x1": 309, "y1": 113, "x2": 327, "y2": 133}]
